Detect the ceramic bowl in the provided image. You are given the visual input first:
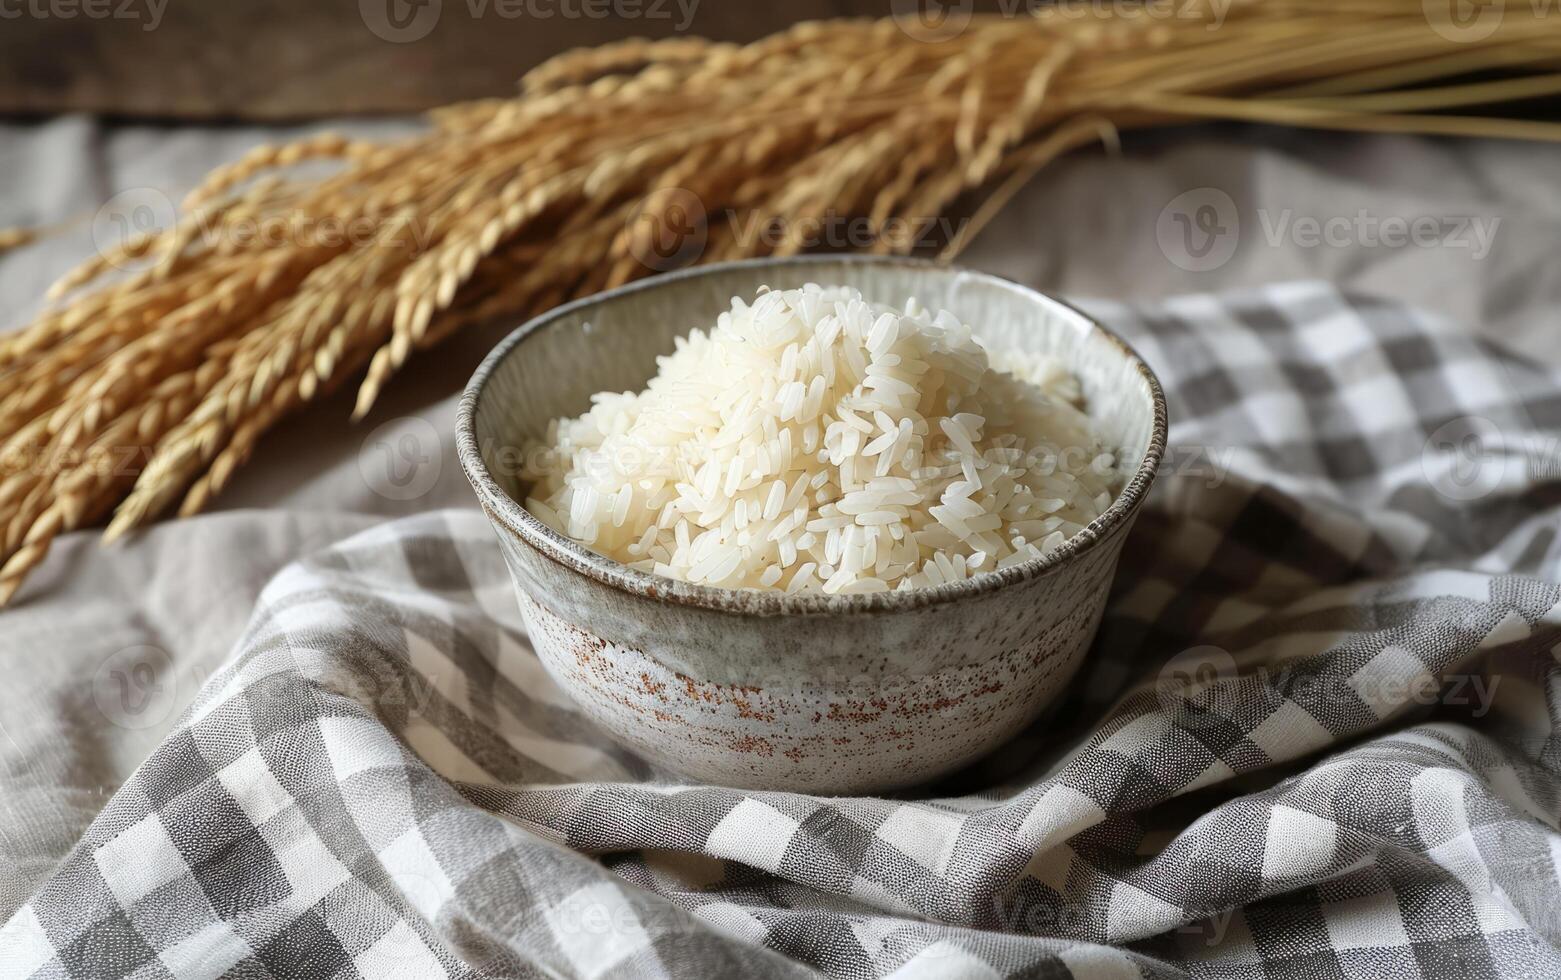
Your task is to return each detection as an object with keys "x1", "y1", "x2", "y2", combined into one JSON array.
[{"x1": 457, "y1": 256, "x2": 1165, "y2": 793}]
